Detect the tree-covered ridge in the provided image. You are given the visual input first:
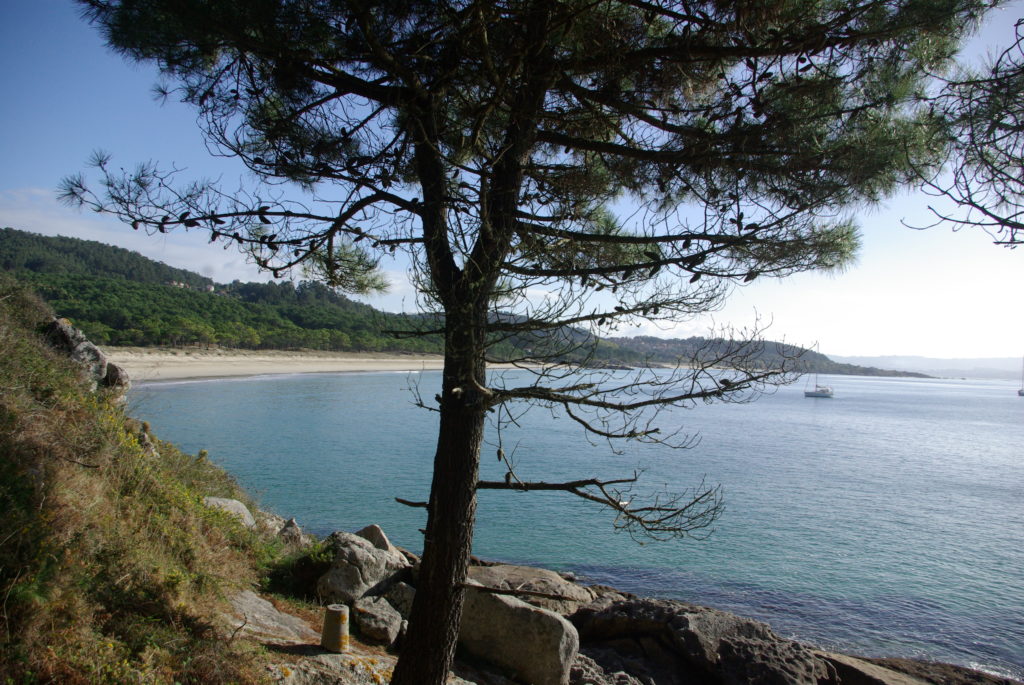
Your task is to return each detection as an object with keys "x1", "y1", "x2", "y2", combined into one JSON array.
[
  {"x1": 2, "y1": 226, "x2": 439, "y2": 352},
  {"x1": 0, "y1": 225, "x2": 212, "y2": 288},
  {"x1": 601, "y1": 336, "x2": 929, "y2": 377},
  {"x1": 3, "y1": 227, "x2": 923, "y2": 376}
]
